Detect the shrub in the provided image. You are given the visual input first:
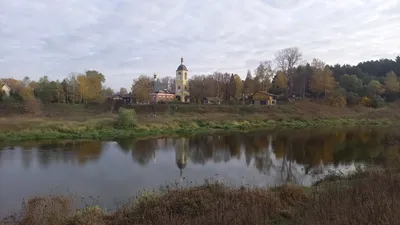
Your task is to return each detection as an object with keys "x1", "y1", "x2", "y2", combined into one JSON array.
[
  {"x1": 346, "y1": 92, "x2": 360, "y2": 105},
  {"x1": 327, "y1": 94, "x2": 347, "y2": 107},
  {"x1": 115, "y1": 108, "x2": 137, "y2": 128},
  {"x1": 371, "y1": 95, "x2": 386, "y2": 108},
  {"x1": 360, "y1": 96, "x2": 372, "y2": 107}
]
